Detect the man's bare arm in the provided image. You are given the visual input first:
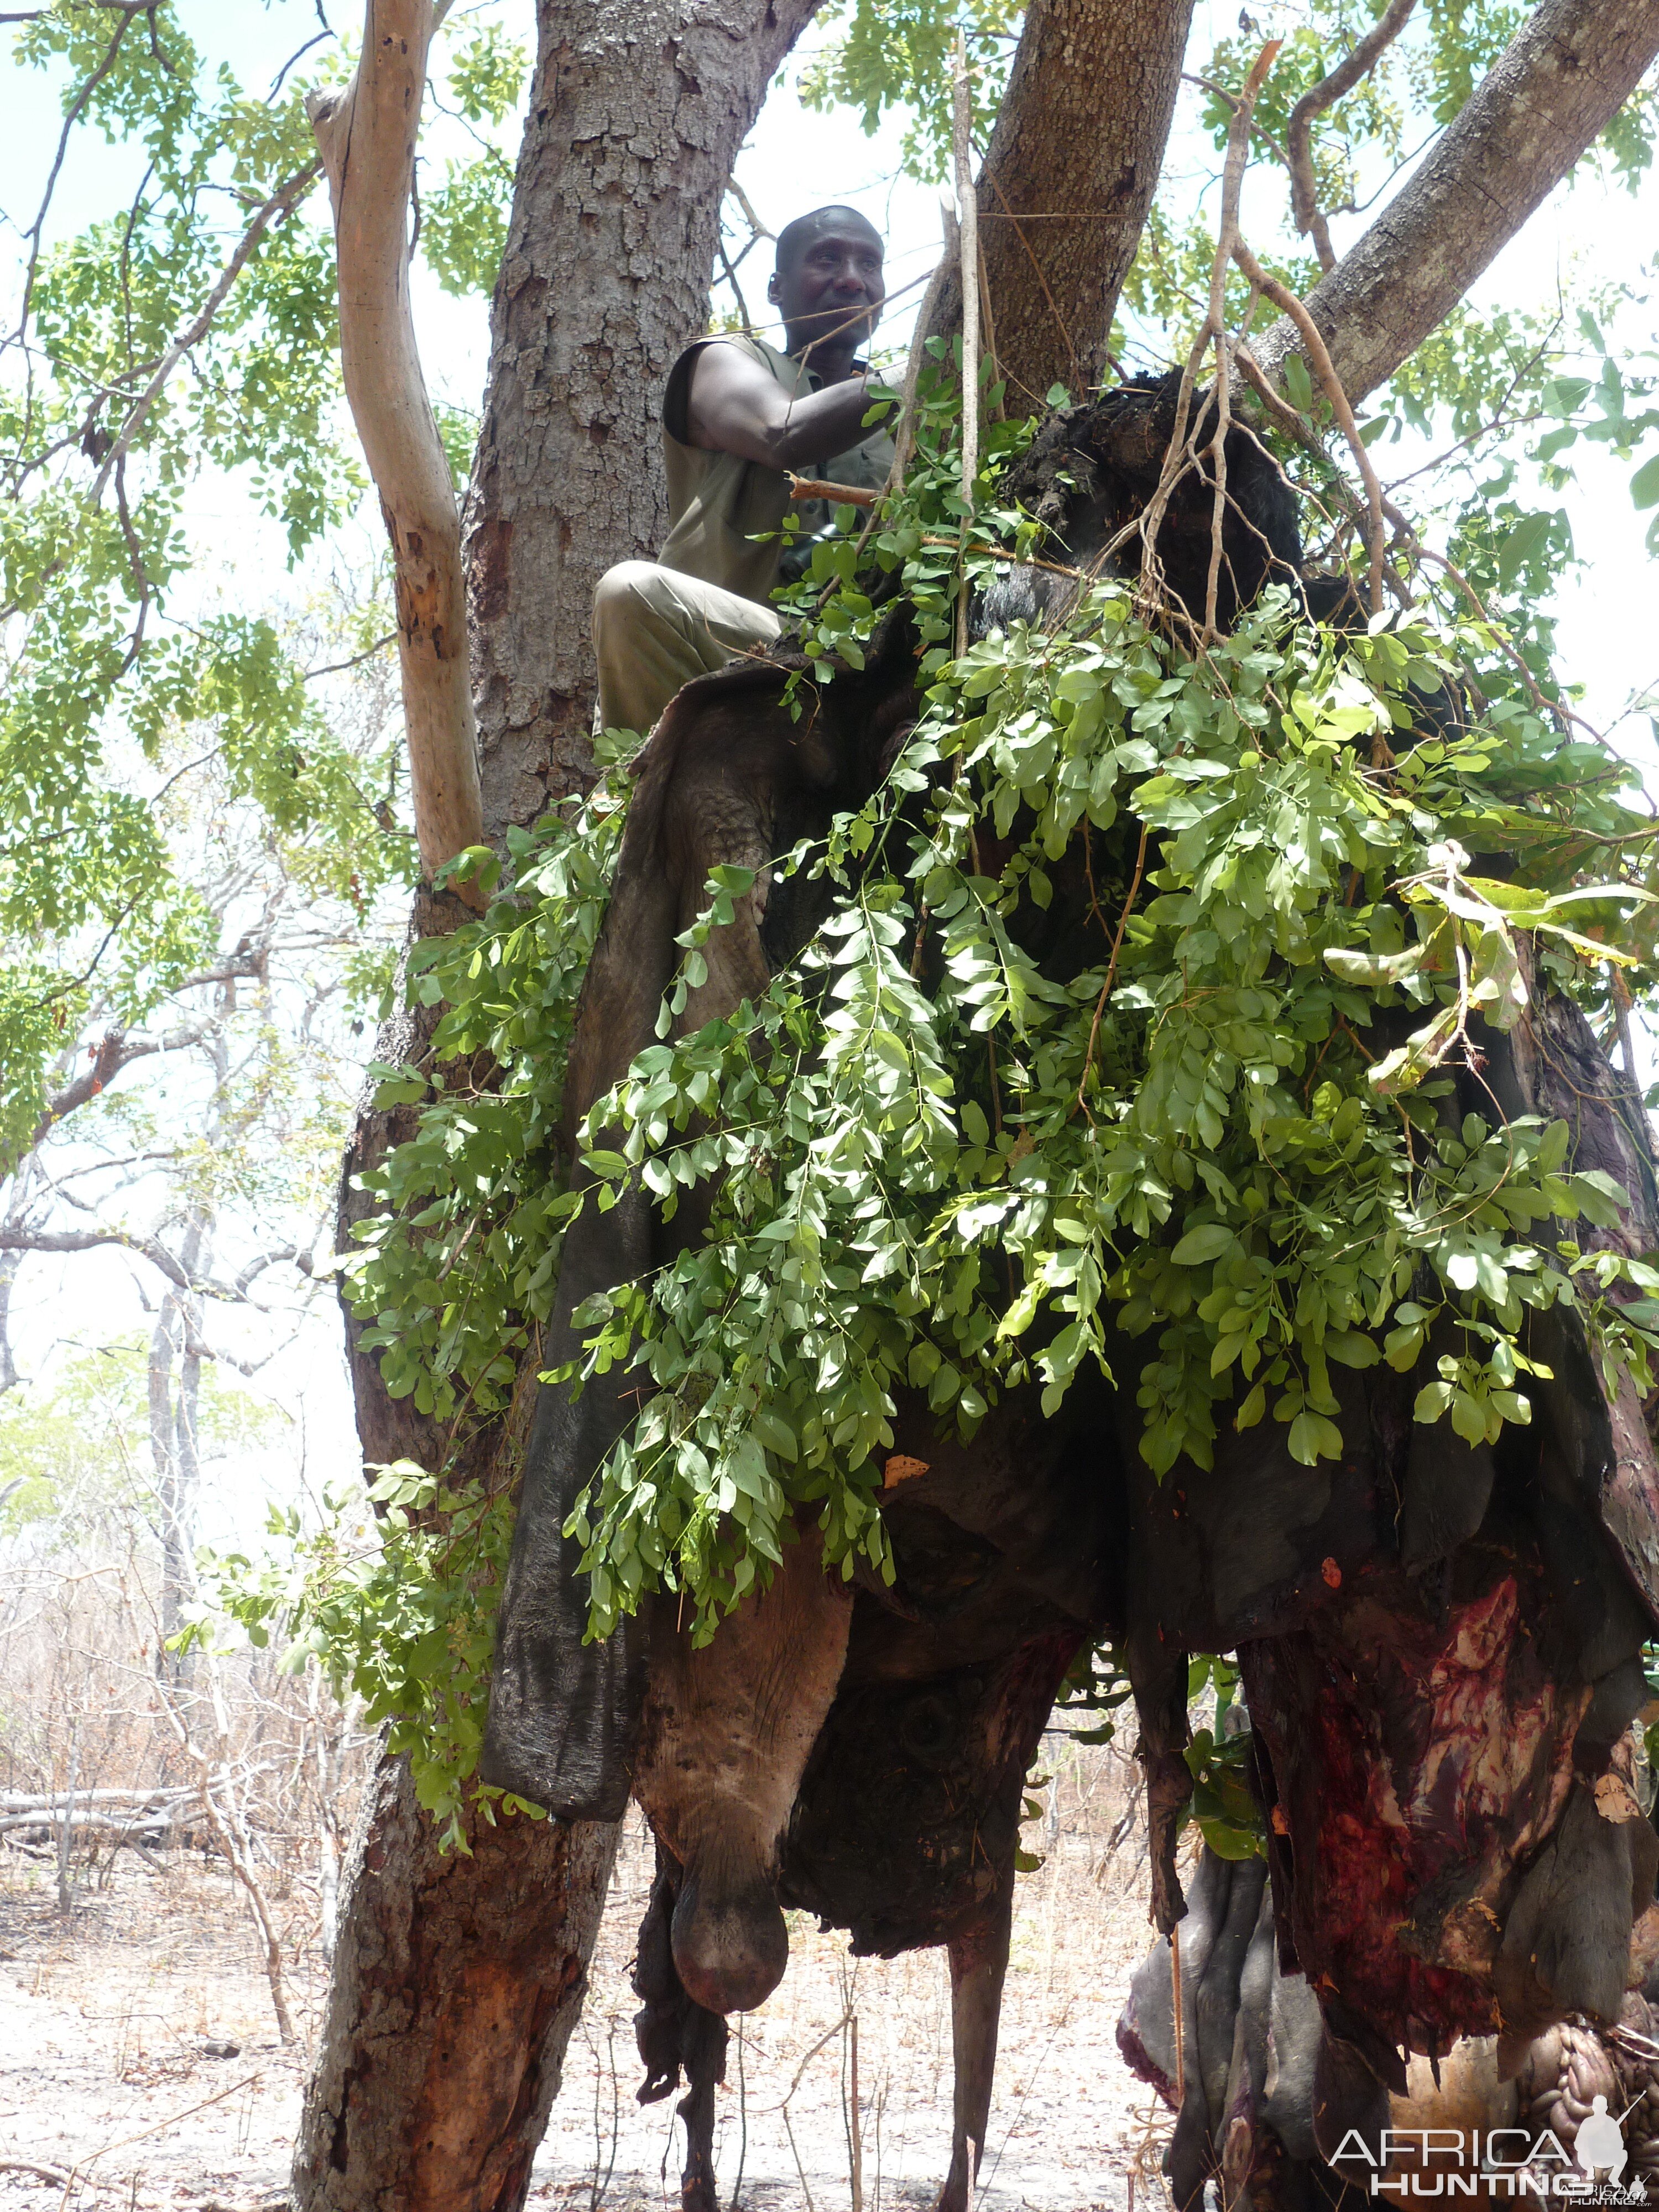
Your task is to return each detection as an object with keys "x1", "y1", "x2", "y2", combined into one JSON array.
[{"x1": 685, "y1": 344, "x2": 888, "y2": 469}]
